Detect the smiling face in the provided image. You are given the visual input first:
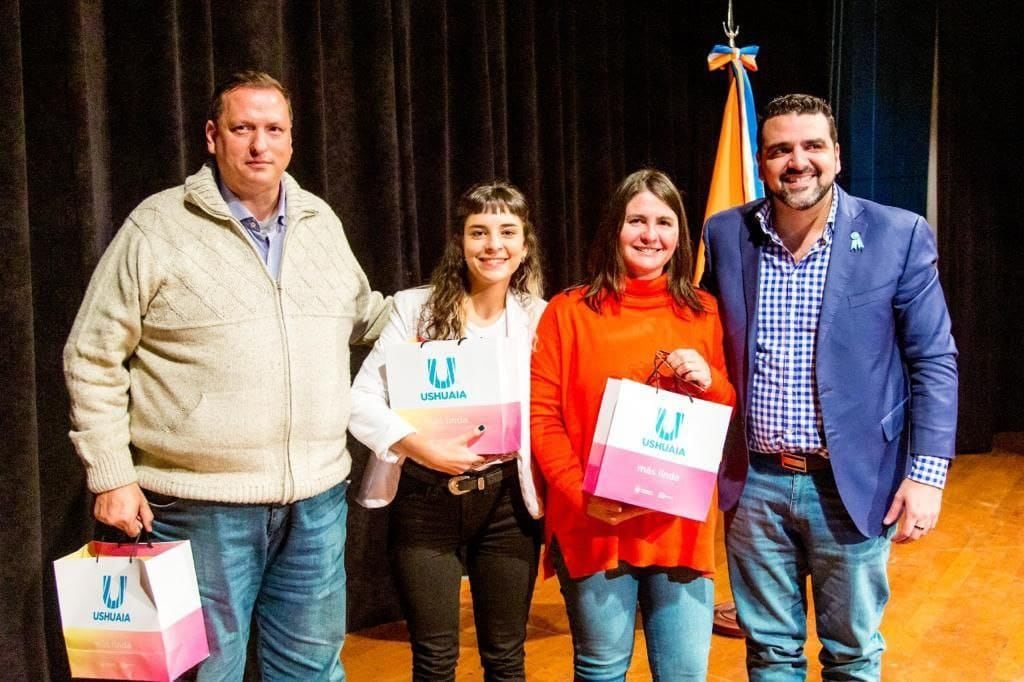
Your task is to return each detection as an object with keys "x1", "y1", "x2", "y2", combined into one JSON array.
[
  {"x1": 617, "y1": 190, "x2": 679, "y2": 280},
  {"x1": 462, "y1": 210, "x2": 527, "y2": 293},
  {"x1": 758, "y1": 112, "x2": 841, "y2": 212},
  {"x1": 205, "y1": 86, "x2": 293, "y2": 204}
]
